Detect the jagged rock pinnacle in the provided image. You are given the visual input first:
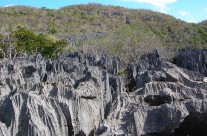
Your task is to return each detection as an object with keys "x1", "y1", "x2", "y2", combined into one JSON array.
[{"x1": 0, "y1": 50, "x2": 207, "y2": 136}]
